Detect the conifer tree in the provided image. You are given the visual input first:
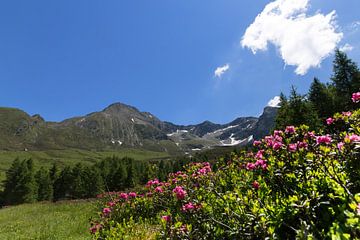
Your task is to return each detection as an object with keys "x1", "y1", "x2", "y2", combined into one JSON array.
[
  {"x1": 84, "y1": 166, "x2": 104, "y2": 197},
  {"x1": 331, "y1": 49, "x2": 360, "y2": 111},
  {"x1": 308, "y1": 78, "x2": 335, "y2": 120},
  {"x1": 112, "y1": 162, "x2": 127, "y2": 190},
  {"x1": 2, "y1": 158, "x2": 21, "y2": 205},
  {"x1": 275, "y1": 88, "x2": 320, "y2": 130},
  {"x1": 49, "y1": 163, "x2": 59, "y2": 183},
  {"x1": 71, "y1": 163, "x2": 87, "y2": 199},
  {"x1": 15, "y1": 159, "x2": 37, "y2": 204},
  {"x1": 125, "y1": 159, "x2": 137, "y2": 188},
  {"x1": 53, "y1": 166, "x2": 73, "y2": 200},
  {"x1": 35, "y1": 167, "x2": 53, "y2": 201},
  {"x1": 275, "y1": 93, "x2": 291, "y2": 129}
]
